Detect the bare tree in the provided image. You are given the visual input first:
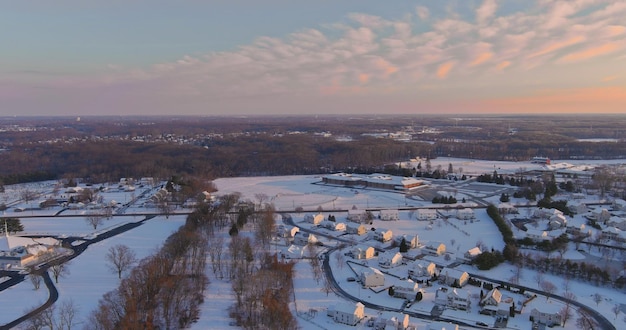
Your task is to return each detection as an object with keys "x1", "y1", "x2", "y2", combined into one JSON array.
[
  {"x1": 612, "y1": 304, "x2": 621, "y2": 320},
  {"x1": 540, "y1": 280, "x2": 556, "y2": 300},
  {"x1": 559, "y1": 292, "x2": 576, "y2": 326},
  {"x1": 58, "y1": 299, "x2": 78, "y2": 330},
  {"x1": 20, "y1": 188, "x2": 38, "y2": 205},
  {"x1": 50, "y1": 261, "x2": 71, "y2": 284},
  {"x1": 534, "y1": 271, "x2": 544, "y2": 289},
  {"x1": 322, "y1": 275, "x2": 334, "y2": 296},
  {"x1": 576, "y1": 309, "x2": 598, "y2": 330},
  {"x1": 106, "y1": 244, "x2": 137, "y2": 279},
  {"x1": 29, "y1": 272, "x2": 42, "y2": 291},
  {"x1": 307, "y1": 243, "x2": 322, "y2": 284},
  {"x1": 207, "y1": 235, "x2": 225, "y2": 279},
  {"x1": 334, "y1": 250, "x2": 344, "y2": 270},
  {"x1": 254, "y1": 193, "x2": 269, "y2": 210},
  {"x1": 86, "y1": 211, "x2": 106, "y2": 230},
  {"x1": 592, "y1": 292, "x2": 602, "y2": 306}
]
